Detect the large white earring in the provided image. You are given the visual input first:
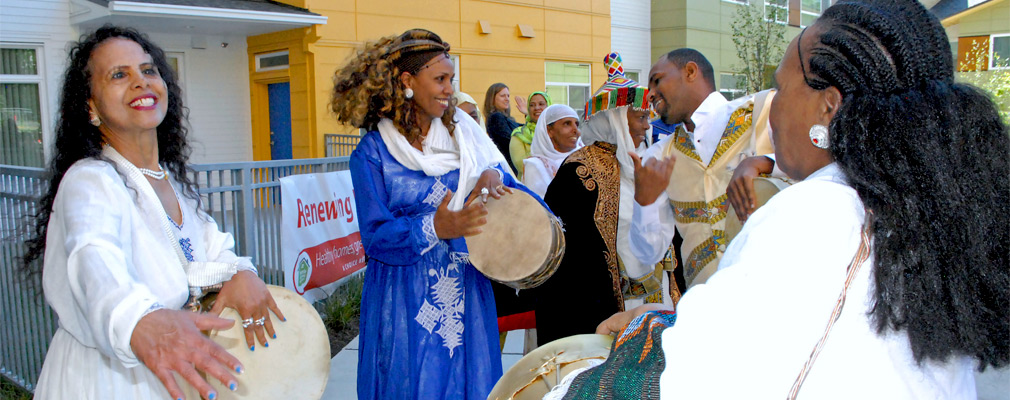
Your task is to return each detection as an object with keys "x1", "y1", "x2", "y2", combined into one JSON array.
[
  {"x1": 404, "y1": 88, "x2": 414, "y2": 99},
  {"x1": 809, "y1": 124, "x2": 830, "y2": 149},
  {"x1": 89, "y1": 110, "x2": 101, "y2": 127}
]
